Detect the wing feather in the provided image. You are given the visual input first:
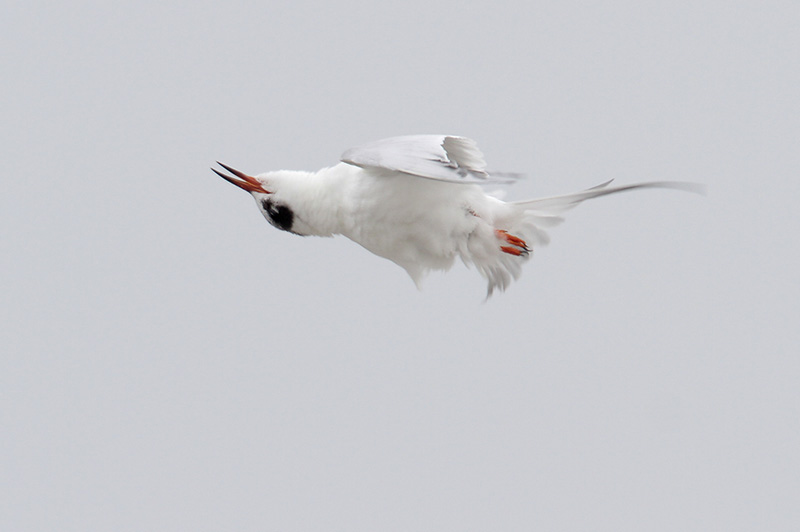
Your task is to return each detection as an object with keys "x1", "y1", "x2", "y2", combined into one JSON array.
[{"x1": 341, "y1": 135, "x2": 515, "y2": 184}]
